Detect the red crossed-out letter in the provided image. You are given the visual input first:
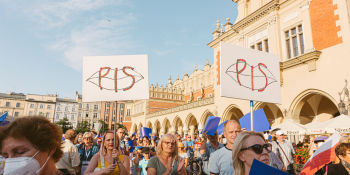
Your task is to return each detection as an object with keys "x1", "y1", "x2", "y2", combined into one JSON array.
[
  {"x1": 99, "y1": 67, "x2": 111, "y2": 90},
  {"x1": 236, "y1": 59, "x2": 247, "y2": 86},
  {"x1": 258, "y1": 63, "x2": 268, "y2": 92},
  {"x1": 122, "y1": 66, "x2": 136, "y2": 91}
]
